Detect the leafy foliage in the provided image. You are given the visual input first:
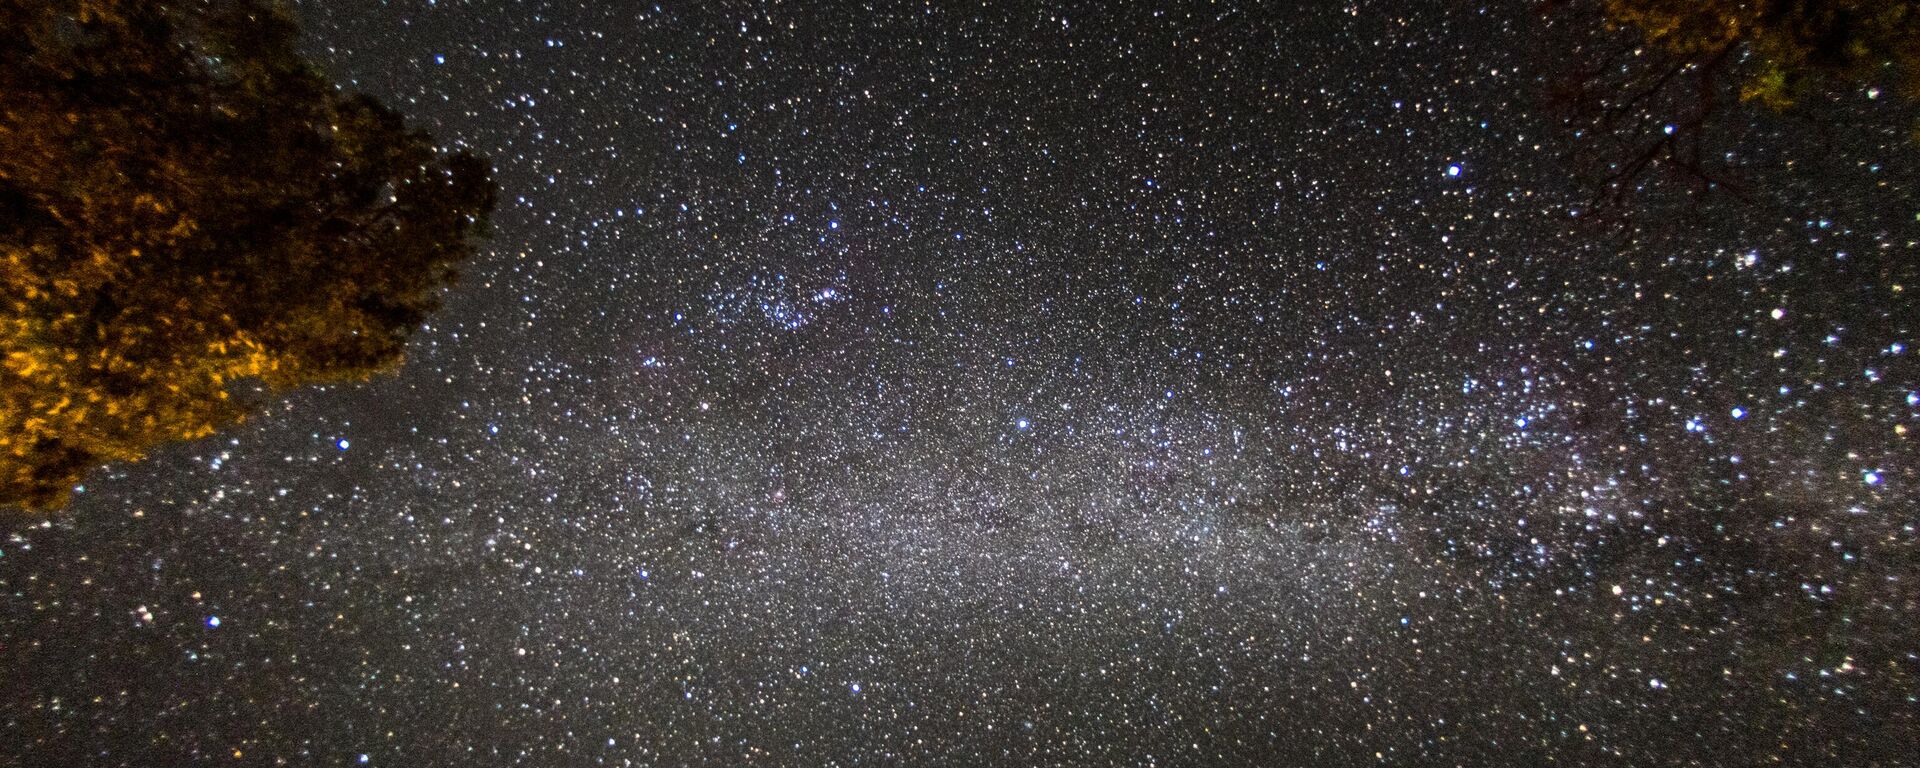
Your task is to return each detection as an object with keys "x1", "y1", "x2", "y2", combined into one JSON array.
[
  {"x1": 1545, "y1": 0, "x2": 1920, "y2": 218},
  {"x1": 1, "y1": 0, "x2": 494, "y2": 511},
  {"x1": 1601, "y1": 0, "x2": 1920, "y2": 108}
]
